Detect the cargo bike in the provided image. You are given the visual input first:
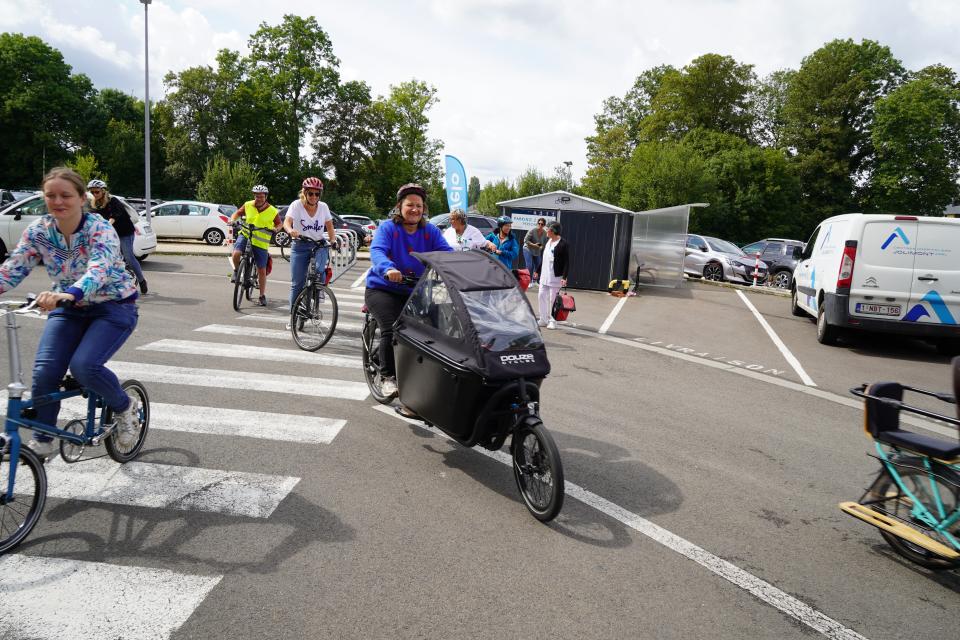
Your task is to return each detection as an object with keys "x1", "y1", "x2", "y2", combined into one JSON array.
[{"x1": 361, "y1": 250, "x2": 564, "y2": 521}]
